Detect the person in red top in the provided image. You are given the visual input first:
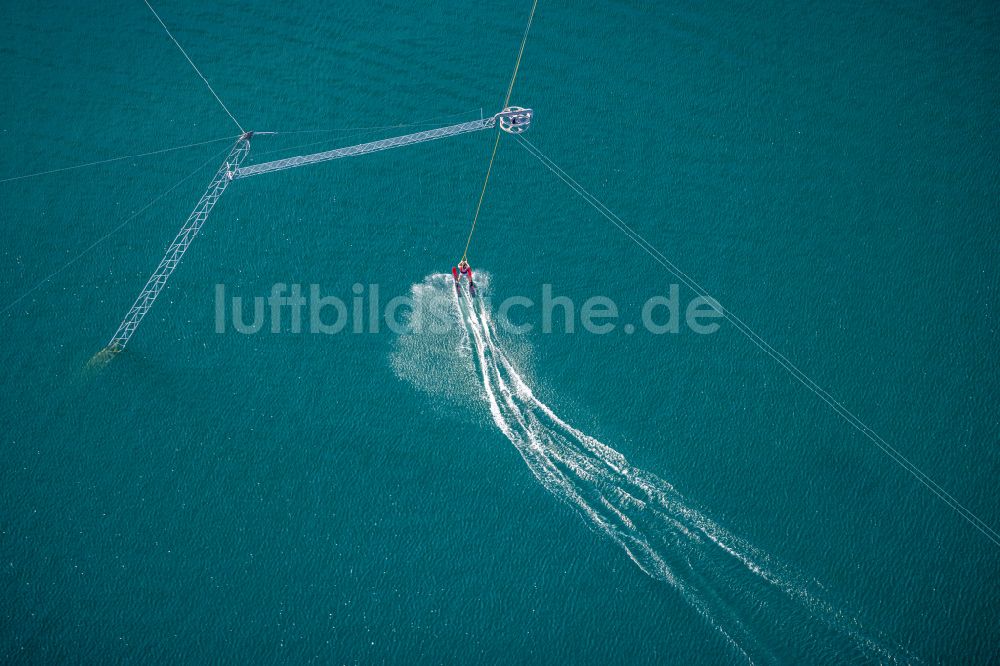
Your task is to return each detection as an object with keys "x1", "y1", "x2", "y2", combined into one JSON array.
[{"x1": 452, "y1": 259, "x2": 476, "y2": 294}]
